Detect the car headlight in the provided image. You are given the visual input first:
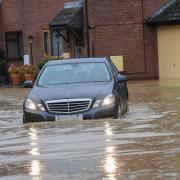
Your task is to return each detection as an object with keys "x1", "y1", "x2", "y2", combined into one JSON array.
[
  {"x1": 93, "y1": 94, "x2": 115, "y2": 108},
  {"x1": 25, "y1": 99, "x2": 46, "y2": 111},
  {"x1": 92, "y1": 100, "x2": 101, "y2": 108},
  {"x1": 37, "y1": 103, "x2": 46, "y2": 111},
  {"x1": 101, "y1": 94, "x2": 115, "y2": 107}
]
